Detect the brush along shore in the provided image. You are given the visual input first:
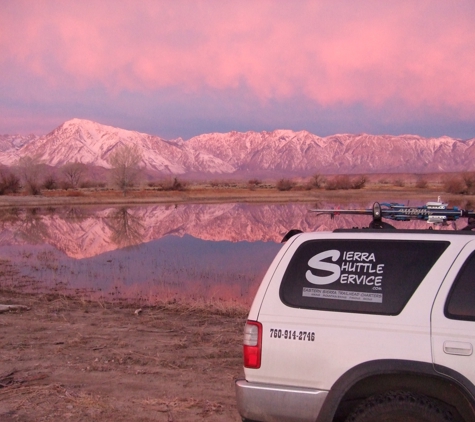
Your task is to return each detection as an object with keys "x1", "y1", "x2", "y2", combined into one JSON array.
[{"x1": 0, "y1": 182, "x2": 470, "y2": 209}]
